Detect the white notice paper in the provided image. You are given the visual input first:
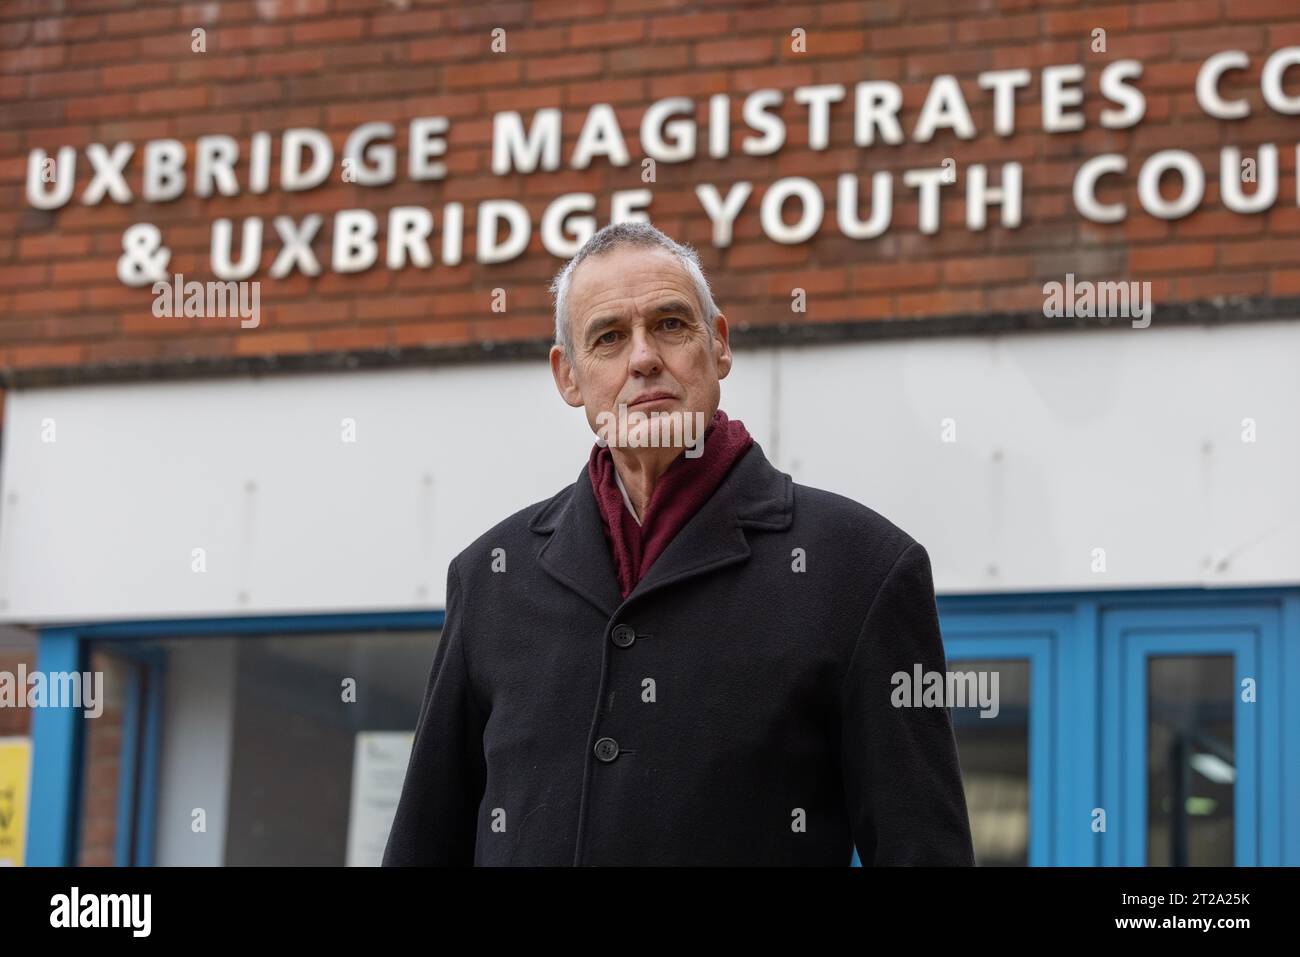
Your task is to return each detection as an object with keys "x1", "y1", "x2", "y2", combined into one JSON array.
[{"x1": 345, "y1": 731, "x2": 415, "y2": 867}]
